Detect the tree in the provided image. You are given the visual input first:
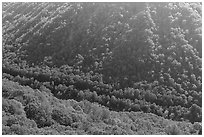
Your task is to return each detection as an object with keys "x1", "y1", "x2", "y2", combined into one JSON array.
[
  {"x1": 51, "y1": 108, "x2": 73, "y2": 126},
  {"x1": 188, "y1": 104, "x2": 202, "y2": 123},
  {"x1": 144, "y1": 90, "x2": 157, "y2": 103},
  {"x1": 24, "y1": 101, "x2": 52, "y2": 128},
  {"x1": 77, "y1": 90, "x2": 84, "y2": 101}
]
